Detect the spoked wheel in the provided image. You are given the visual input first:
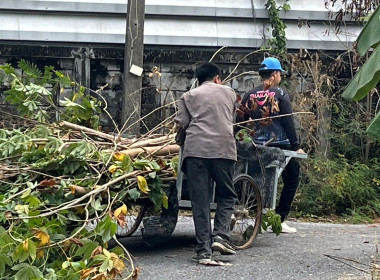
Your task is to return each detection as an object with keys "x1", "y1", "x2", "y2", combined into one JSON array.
[
  {"x1": 115, "y1": 203, "x2": 145, "y2": 237},
  {"x1": 230, "y1": 174, "x2": 263, "y2": 249}
]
